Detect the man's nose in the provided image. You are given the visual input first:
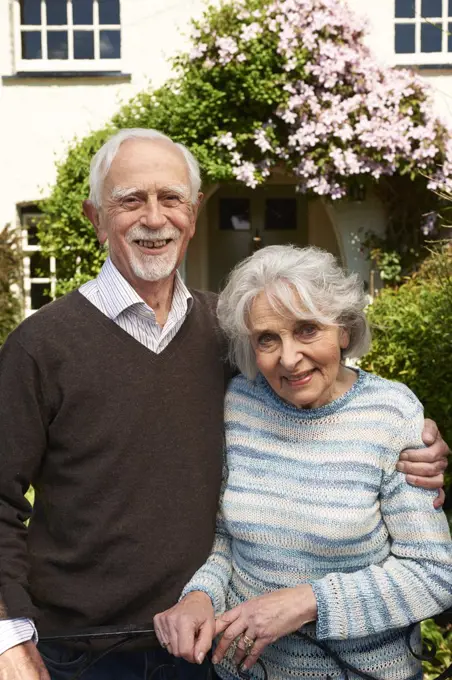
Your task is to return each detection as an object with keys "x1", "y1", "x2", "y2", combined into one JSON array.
[
  {"x1": 279, "y1": 339, "x2": 302, "y2": 372},
  {"x1": 141, "y1": 200, "x2": 166, "y2": 229}
]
